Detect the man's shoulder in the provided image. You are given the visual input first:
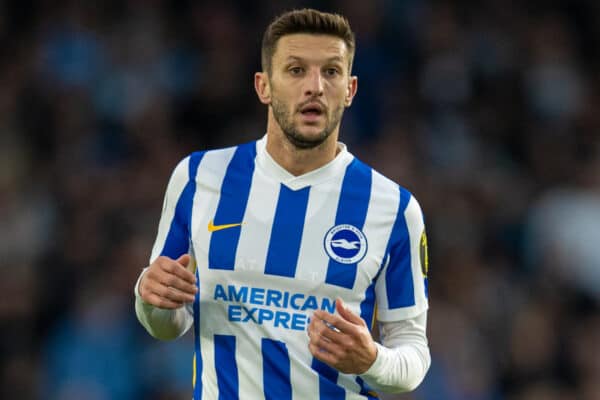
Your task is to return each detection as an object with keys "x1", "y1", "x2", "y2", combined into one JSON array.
[{"x1": 177, "y1": 140, "x2": 259, "y2": 173}]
